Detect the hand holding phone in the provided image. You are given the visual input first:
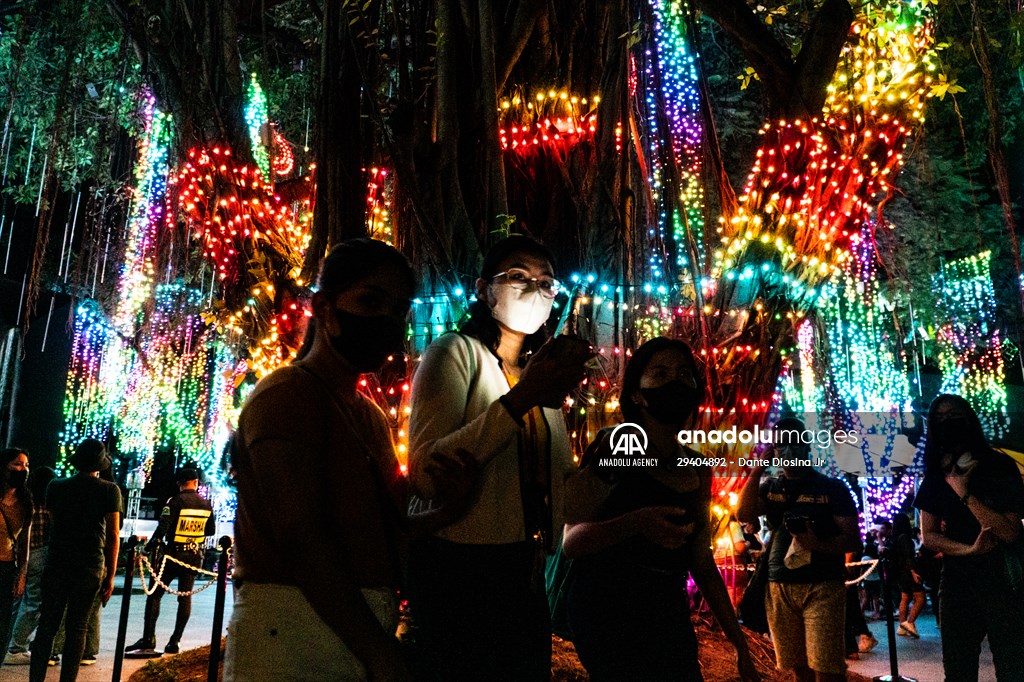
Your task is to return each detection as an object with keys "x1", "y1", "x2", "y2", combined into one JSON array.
[
  {"x1": 511, "y1": 337, "x2": 591, "y2": 410},
  {"x1": 547, "y1": 335, "x2": 595, "y2": 367}
]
